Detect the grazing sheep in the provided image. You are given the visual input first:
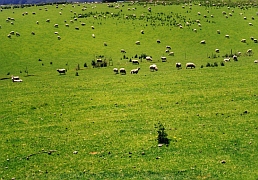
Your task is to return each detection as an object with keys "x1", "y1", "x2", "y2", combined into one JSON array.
[
  {"x1": 215, "y1": 49, "x2": 220, "y2": 53},
  {"x1": 233, "y1": 55, "x2": 238, "y2": 61},
  {"x1": 92, "y1": 34, "x2": 95, "y2": 38},
  {"x1": 113, "y1": 68, "x2": 119, "y2": 74},
  {"x1": 150, "y1": 64, "x2": 158, "y2": 71},
  {"x1": 36, "y1": 21, "x2": 39, "y2": 24},
  {"x1": 7, "y1": 34, "x2": 11, "y2": 38},
  {"x1": 132, "y1": 59, "x2": 139, "y2": 64},
  {"x1": 224, "y1": 58, "x2": 230, "y2": 62},
  {"x1": 249, "y1": 22, "x2": 253, "y2": 26},
  {"x1": 54, "y1": 32, "x2": 59, "y2": 35},
  {"x1": 161, "y1": 57, "x2": 166, "y2": 62},
  {"x1": 46, "y1": 19, "x2": 50, "y2": 23},
  {"x1": 217, "y1": 30, "x2": 220, "y2": 34},
  {"x1": 16, "y1": 32, "x2": 20, "y2": 36},
  {"x1": 193, "y1": 29, "x2": 197, "y2": 32},
  {"x1": 57, "y1": 36, "x2": 61, "y2": 40},
  {"x1": 57, "y1": 69, "x2": 66, "y2": 74},
  {"x1": 186, "y1": 62, "x2": 196, "y2": 69},
  {"x1": 119, "y1": 68, "x2": 126, "y2": 75},
  {"x1": 254, "y1": 39, "x2": 257, "y2": 43},
  {"x1": 176, "y1": 62, "x2": 182, "y2": 69},
  {"x1": 146, "y1": 56, "x2": 152, "y2": 61},
  {"x1": 10, "y1": 31, "x2": 15, "y2": 35},
  {"x1": 103, "y1": 42, "x2": 107, "y2": 46},
  {"x1": 91, "y1": 26, "x2": 95, "y2": 29},
  {"x1": 130, "y1": 67, "x2": 140, "y2": 74},
  {"x1": 254, "y1": 60, "x2": 258, "y2": 63},
  {"x1": 241, "y1": 39, "x2": 246, "y2": 43},
  {"x1": 121, "y1": 49, "x2": 126, "y2": 53},
  {"x1": 225, "y1": 35, "x2": 229, "y2": 38},
  {"x1": 200, "y1": 40, "x2": 206, "y2": 44},
  {"x1": 135, "y1": 41, "x2": 140, "y2": 45},
  {"x1": 141, "y1": 30, "x2": 144, "y2": 34},
  {"x1": 251, "y1": 37, "x2": 254, "y2": 40},
  {"x1": 166, "y1": 46, "x2": 171, "y2": 49},
  {"x1": 54, "y1": 24, "x2": 58, "y2": 28},
  {"x1": 31, "y1": 31, "x2": 35, "y2": 35},
  {"x1": 75, "y1": 27, "x2": 79, "y2": 30},
  {"x1": 169, "y1": 52, "x2": 174, "y2": 56},
  {"x1": 81, "y1": 22, "x2": 86, "y2": 26},
  {"x1": 65, "y1": 24, "x2": 69, "y2": 27}
]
